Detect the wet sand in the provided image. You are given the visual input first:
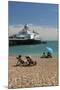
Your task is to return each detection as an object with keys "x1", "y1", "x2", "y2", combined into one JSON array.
[{"x1": 8, "y1": 56, "x2": 58, "y2": 89}]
